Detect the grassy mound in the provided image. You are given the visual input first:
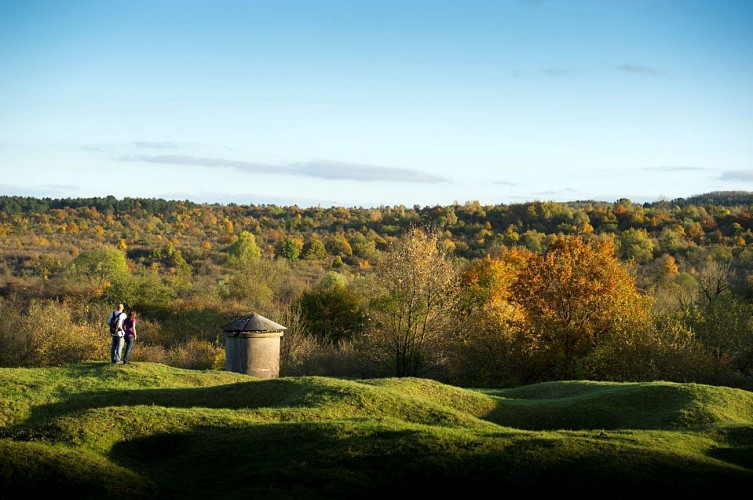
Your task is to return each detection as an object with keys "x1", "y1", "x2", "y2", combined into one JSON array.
[
  {"x1": 1, "y1": 363, "x2": 751, "y2": 498},
  {"x1": 481, "y1": 380, "x2": 753, "y2": 430}
]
